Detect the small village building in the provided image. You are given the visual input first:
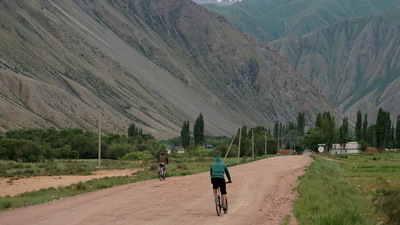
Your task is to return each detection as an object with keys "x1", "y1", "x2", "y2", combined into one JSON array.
[{"x1": 329, "y1": 142, "x2": 360, "y2": 154}]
